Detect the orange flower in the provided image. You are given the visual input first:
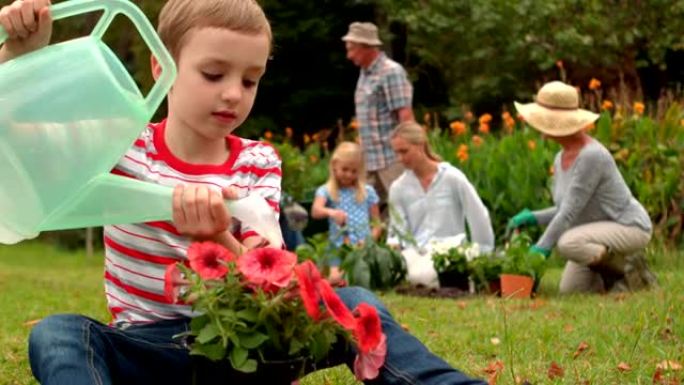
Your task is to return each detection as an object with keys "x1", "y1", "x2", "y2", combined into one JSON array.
[
  {"x1": 285, "y1": 127, "x2": 294, "y2": 138},
  {"x1": 549, "y1": 165, "x2": 555, "y2": 176},
  {"x1": 527, "y1": 140, "x2": 537, "y2": 150},
  {"x1": 423, "y1": 112, "x2": 431, "y2": 124},
  {"x1": 478, "y1": 113, "x2": 492, "y2": 124},
  {"x1": 310, "y1": 155, "x2": 319, "y2": 163},
  {"x1": 601, "y1": 100, "x2": 614, "y2": 110},
  {"x1": 633, "y1": 102, "x2": 645, "y2": 115},
  {"x1": 264, "y1": 131, "x2": 273, "y2": 140},
  {"x1": 680, "y1": 119, "x2": 684, "y2": 127},
  {"x1": 450, "y1": 120, "x2": 467, "y2": 135},
  {"x1": 349, "y1": 118, "x2": 359, "y2": 130},
  {"x1": 588, "y1": 78, "x2": 601, "y2": 90},
  {"x1": 502, "y1": 112, "x2": 515, "y2": 134},
  {"x1": 478, "y1": 123, "x2": 490, "y2": 134},
  {"x1": 585, "y1": 122, "x2": 595, "y2": 131},
  {"x1": 312, "y1": 132, "x2": 320, "y2": 142},
  {"x1": 303, "y1": 134, "x2": 311, "y2": 144},
  {"x1": 464, "y1": 111, "x2": 474, "y2": 122},
  {"x1": 556, "y1": 60, "x2": 564, "y2": 69},
  {"x1": 456, "y1": 144, "x2": 469, "y2": 163},
  {"x1": 472, "y1": 135, "x2": 483, "y2": 147},
  {"x1": 517, "y1": 113, "x2": 525, "y2": 122}
]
